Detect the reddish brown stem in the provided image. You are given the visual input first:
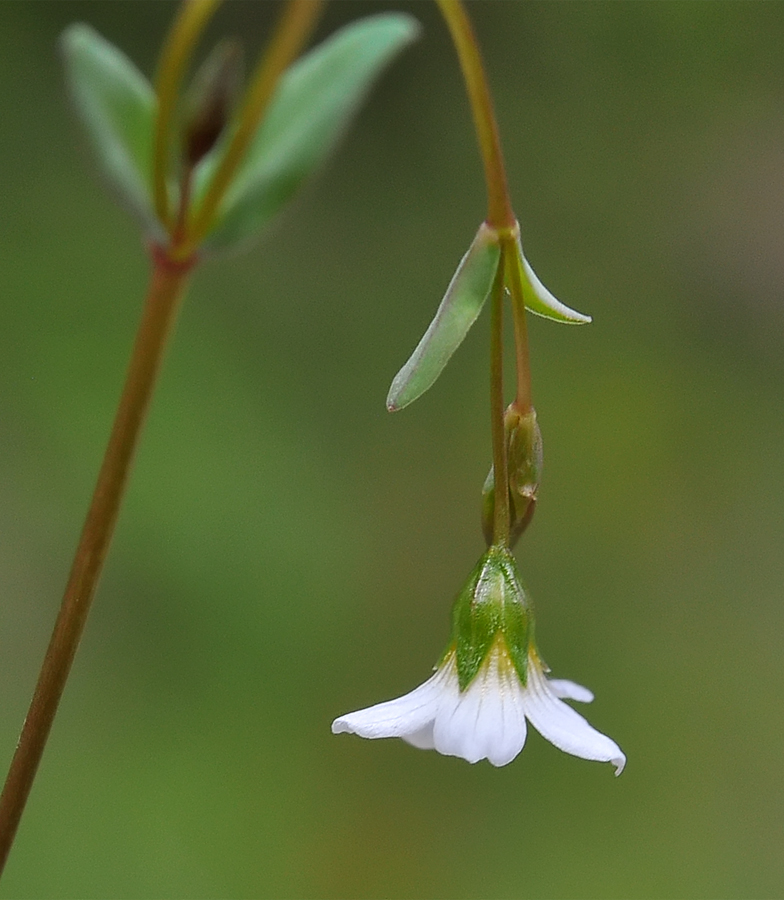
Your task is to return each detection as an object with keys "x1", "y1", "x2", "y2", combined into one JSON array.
[
  {"x1": 0, "y1": 251, "x2": 194, "y2": 875},
  {"x1": 436, "y1": 0, "x2": 515, "y2": 230}
]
